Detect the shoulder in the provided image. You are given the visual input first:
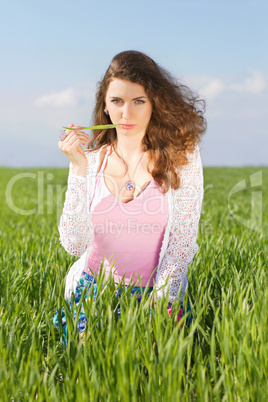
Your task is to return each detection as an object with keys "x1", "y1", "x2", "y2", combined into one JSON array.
[
  {"x1": 179, "y1": 144, "x2": 202, "y2": 175},
  {"x1": 171, "y1": 145, "x2": 203, "y2": 193},
  {"x1": 185, "y1": 144, "x2": 201, "y2": 164}
]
